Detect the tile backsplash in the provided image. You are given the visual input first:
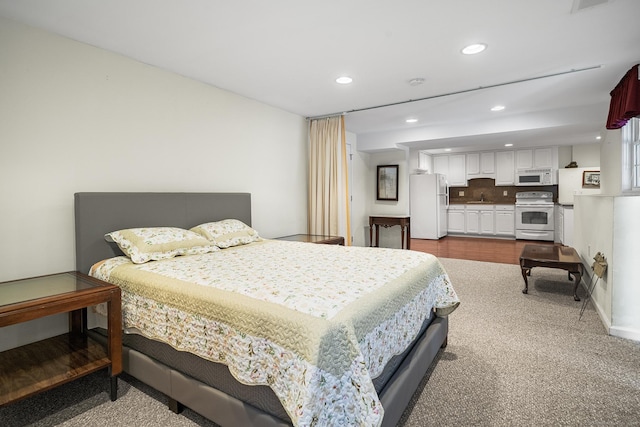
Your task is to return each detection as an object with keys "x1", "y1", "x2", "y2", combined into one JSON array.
[{"x1": 449, "y1": 178, "x2": 557, "y2": 204}]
